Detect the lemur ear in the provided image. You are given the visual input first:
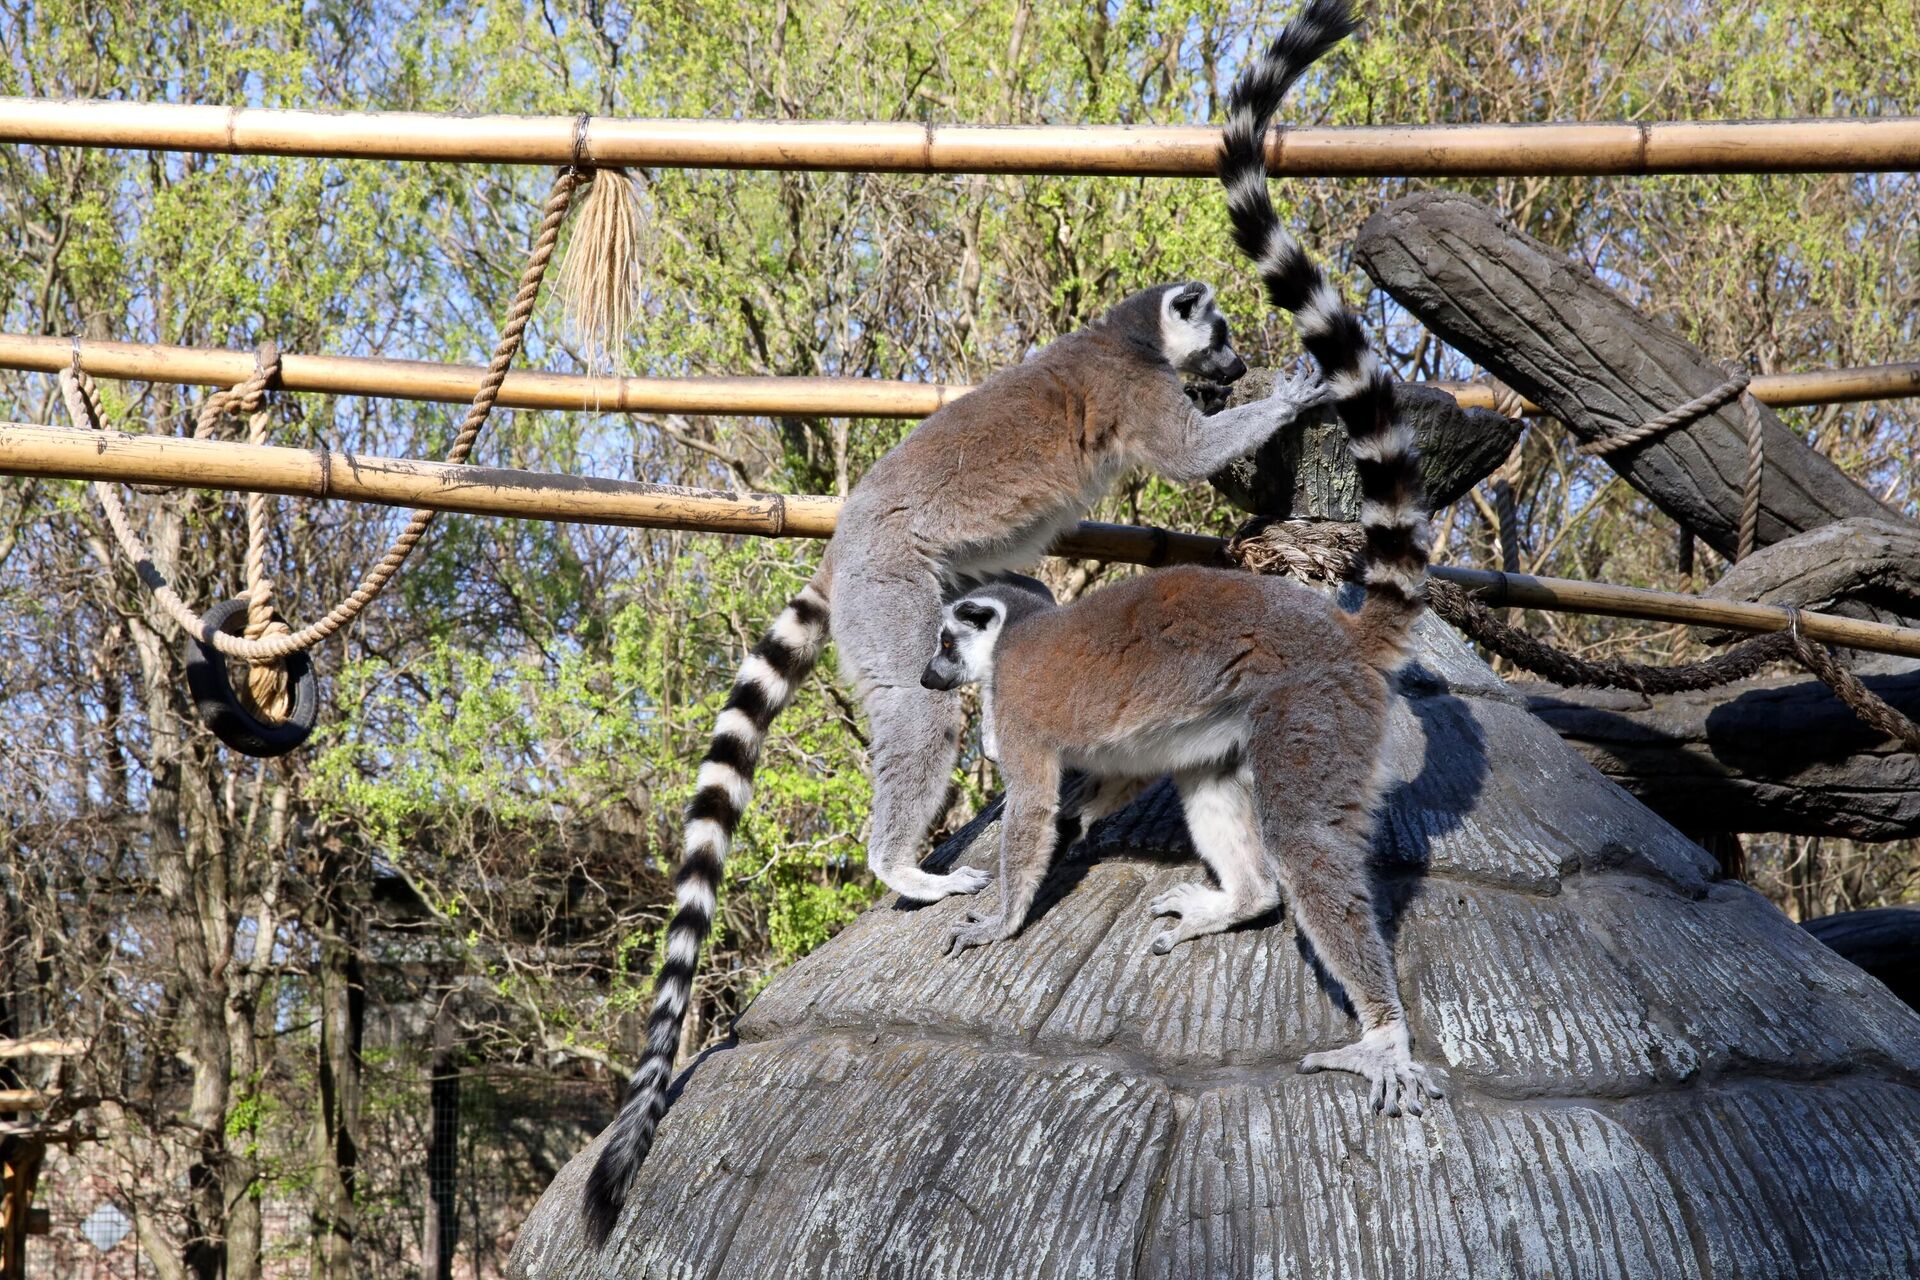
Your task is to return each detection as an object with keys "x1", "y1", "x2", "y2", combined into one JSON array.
[
  {"x1": 954, "y1": 601, "x2": 999, "y2": 629},
  {"x1": 1168, "y1": 282, "x2": 1208, "y2": 320}
]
